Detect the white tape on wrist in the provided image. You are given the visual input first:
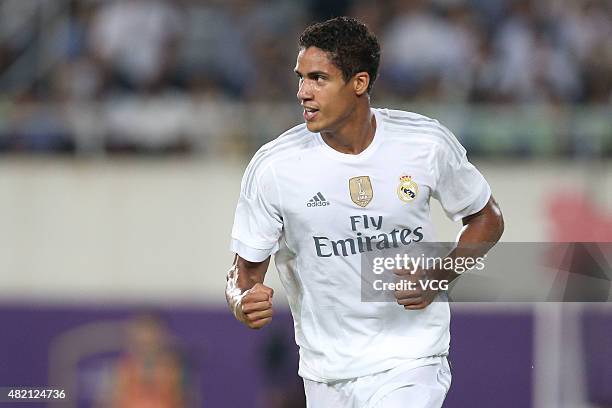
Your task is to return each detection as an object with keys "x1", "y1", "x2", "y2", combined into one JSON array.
[{"x1": 226, "y1": 264, "x2": 247, "y2": 323}]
